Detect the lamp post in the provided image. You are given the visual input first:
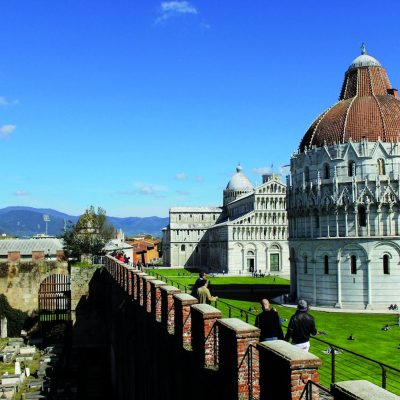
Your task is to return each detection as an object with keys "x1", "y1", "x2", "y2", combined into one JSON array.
[{"x1": 43, "y1": 214, "x2": 50, "y2": 236}]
